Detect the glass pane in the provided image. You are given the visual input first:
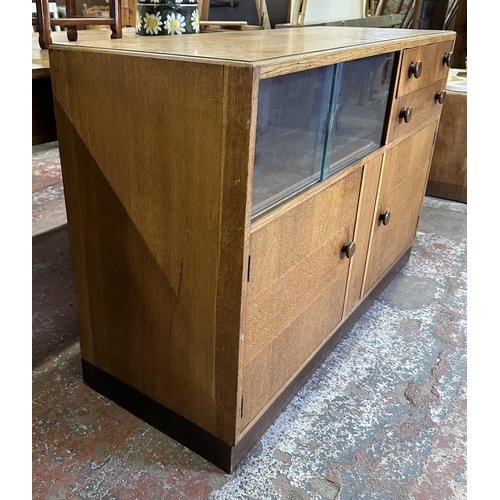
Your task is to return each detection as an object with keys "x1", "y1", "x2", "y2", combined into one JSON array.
[
  {"x1": 252, "y1": 66, "x2": 334, "y2": 217},
  {"x1": 324, "y1": 53, "x2": 394, "y2": 177}
]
